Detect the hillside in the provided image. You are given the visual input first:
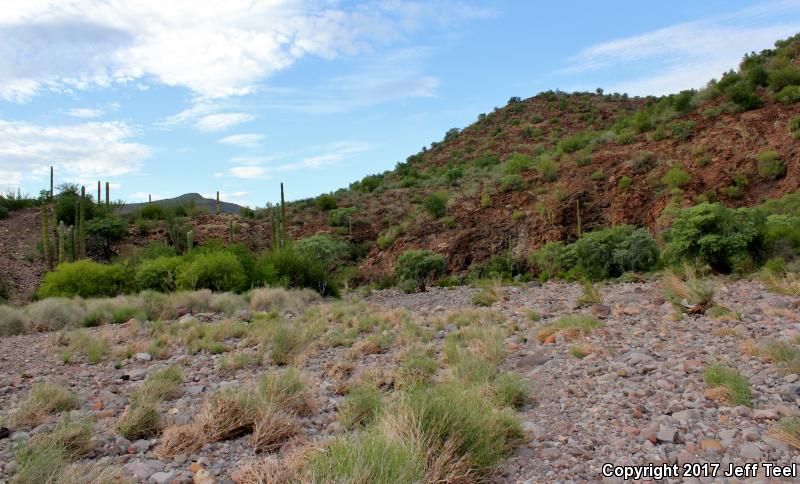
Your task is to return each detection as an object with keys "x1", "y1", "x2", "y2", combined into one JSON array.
[{"x1": 120, "y1": 193, "x2": 243, "y2": 215}]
